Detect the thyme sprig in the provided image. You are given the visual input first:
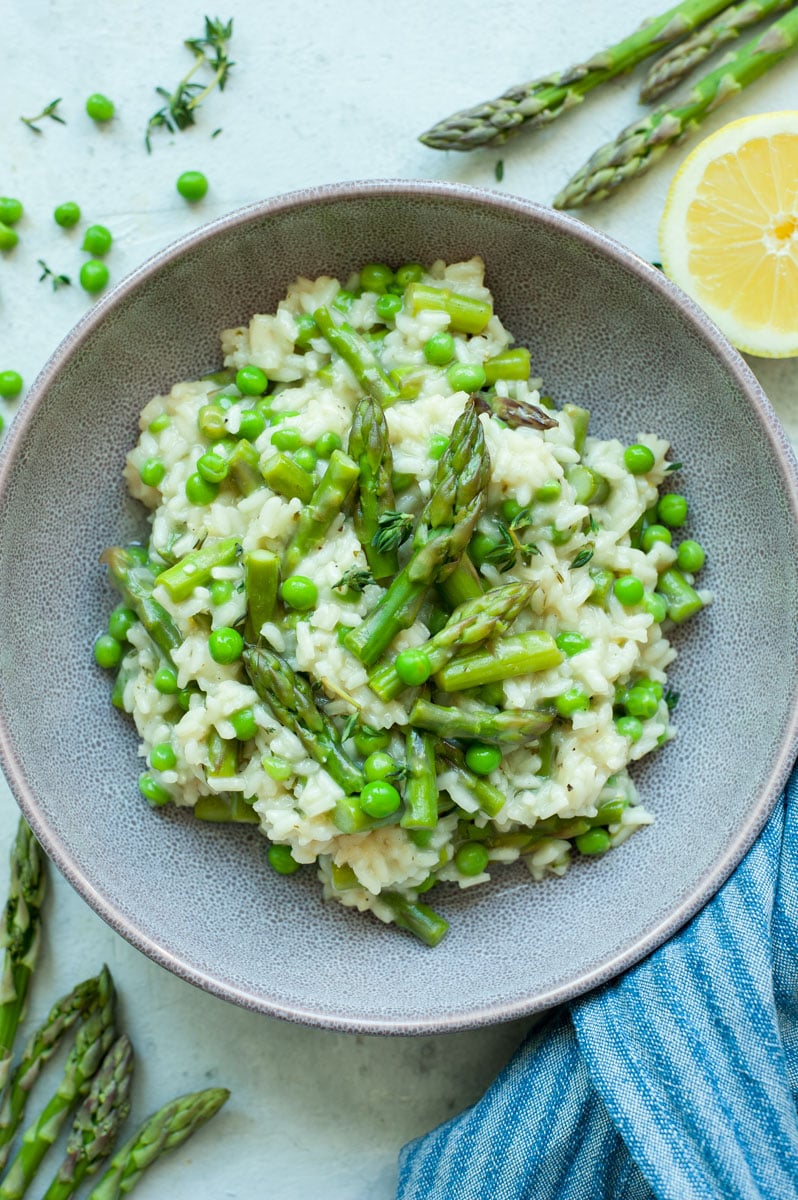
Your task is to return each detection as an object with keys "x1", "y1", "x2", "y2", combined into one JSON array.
[
  {"x1": 20, "y1": 99, "x2": 65, "y2": 135},
  {"x1": 145, "y1": 17, "x2": 234, "y2": 152},
  {"x1": 37, "y1": 260, "x2": 71, "y2": 290}
]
